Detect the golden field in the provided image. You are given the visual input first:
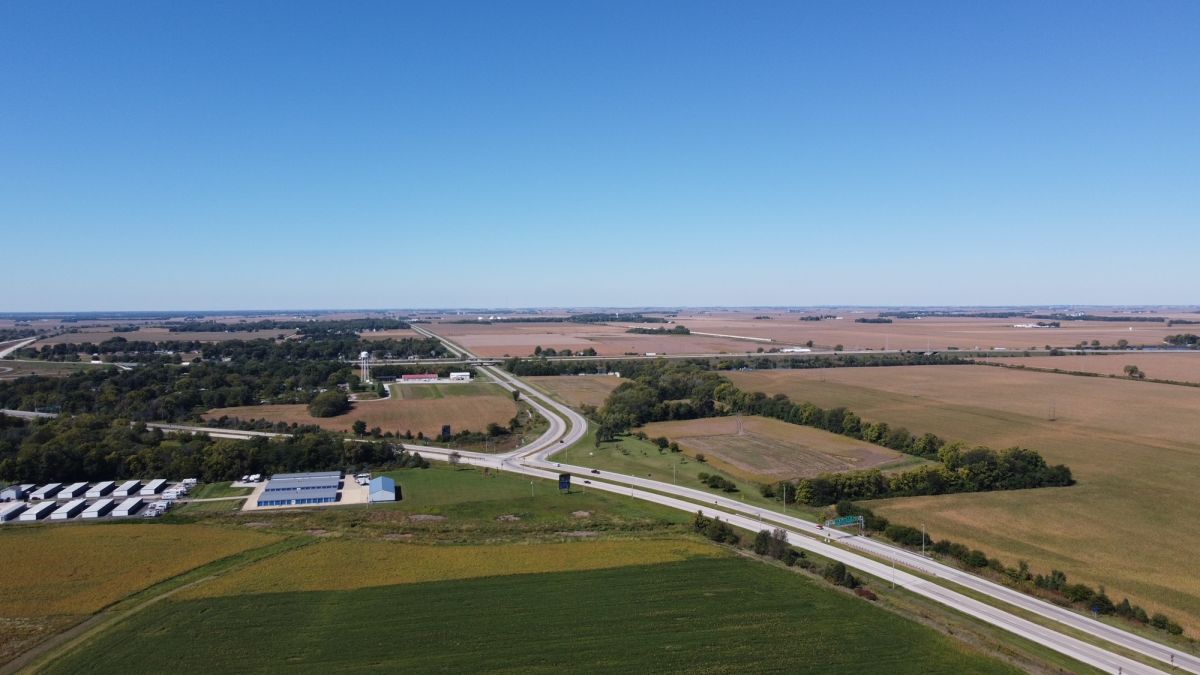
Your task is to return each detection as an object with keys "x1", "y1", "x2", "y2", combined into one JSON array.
[
  {"x1": 184, "y1": 538, "x2": 725, "y2": 598},
  {"x1": 728, "y1": 365, "x2": 1200, "y2": 632}
]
